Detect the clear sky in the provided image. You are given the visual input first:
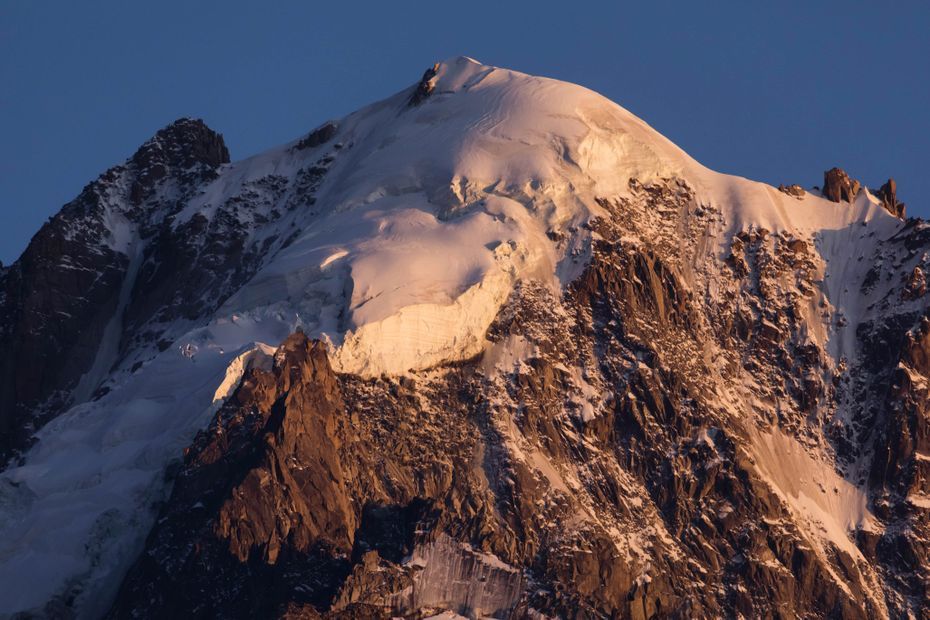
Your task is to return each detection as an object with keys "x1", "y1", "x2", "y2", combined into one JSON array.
[{"x1": 2, "y1": 1, "x2": 928, "y2": 264}]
